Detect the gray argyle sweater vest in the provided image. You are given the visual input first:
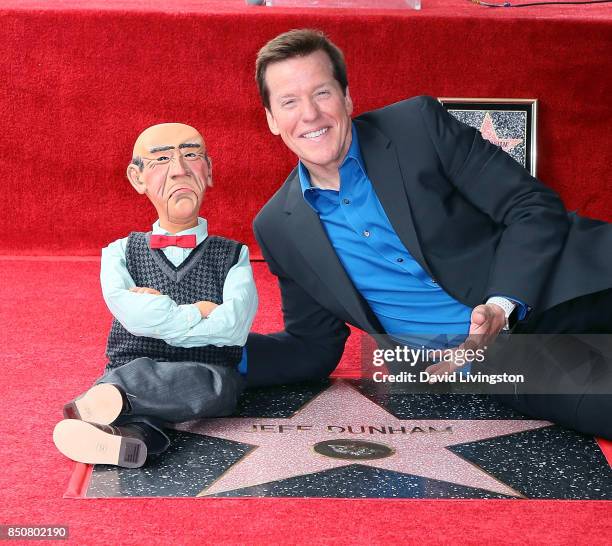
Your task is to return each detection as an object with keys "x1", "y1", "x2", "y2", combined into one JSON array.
[{"x1": 105, "y1": 232, "x2": 243, "y2": 370}]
